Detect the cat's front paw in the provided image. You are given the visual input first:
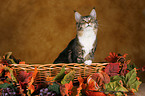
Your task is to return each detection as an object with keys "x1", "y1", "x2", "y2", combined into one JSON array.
[{"x1": 84, "y1": 60, "x2": 92, "y2": 65}]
